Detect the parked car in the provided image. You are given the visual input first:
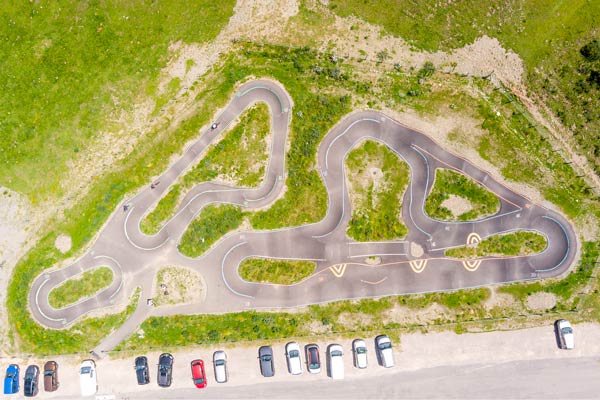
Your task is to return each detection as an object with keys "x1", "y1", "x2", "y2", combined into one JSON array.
[
  {"x1": 23, "y1": 365, "x2": 39, "y2": 397},
  {"x1": 79, "y1": 359, "x2": 97, "y2": 397},
  {"x1": 352, "y1": 339, "x2": 368, "y2": 369},
  {"x1": 43, "y1": 361, "x2": 59, "y2": 392},
  {"x1": 213, "y1": 351, "x2": 228, "y2": 383},
  {"x1": 134, "y1": 356, "x2": 150, "y2": 385},
  {"x1": 285, "y1": 342, "x2": 303, "y2": 375},
  {"x1": 258, "y1": 346, "x2": 275, "y2": 377},
  {"x1": 3, "y1": 364, "x2": 19, "y2": 395},
  {"x1": 556, "y1": 319, "x2": 575, "y2": 350},
  {"x1": 305, "y1": 343, "x2": 321, "y2": 374},
  {"x1": 191, "y1": 359, "x2": 207, "y2": 388},
  {"x1": 375, "y1": 335, "x2": 395, "y2": 368},
  {"x1": 157, "y1": 353, "x2": 174, "y2": 387},
  {"x1": 327, "y1": 344, "x2": 344, "y2": 379}
]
